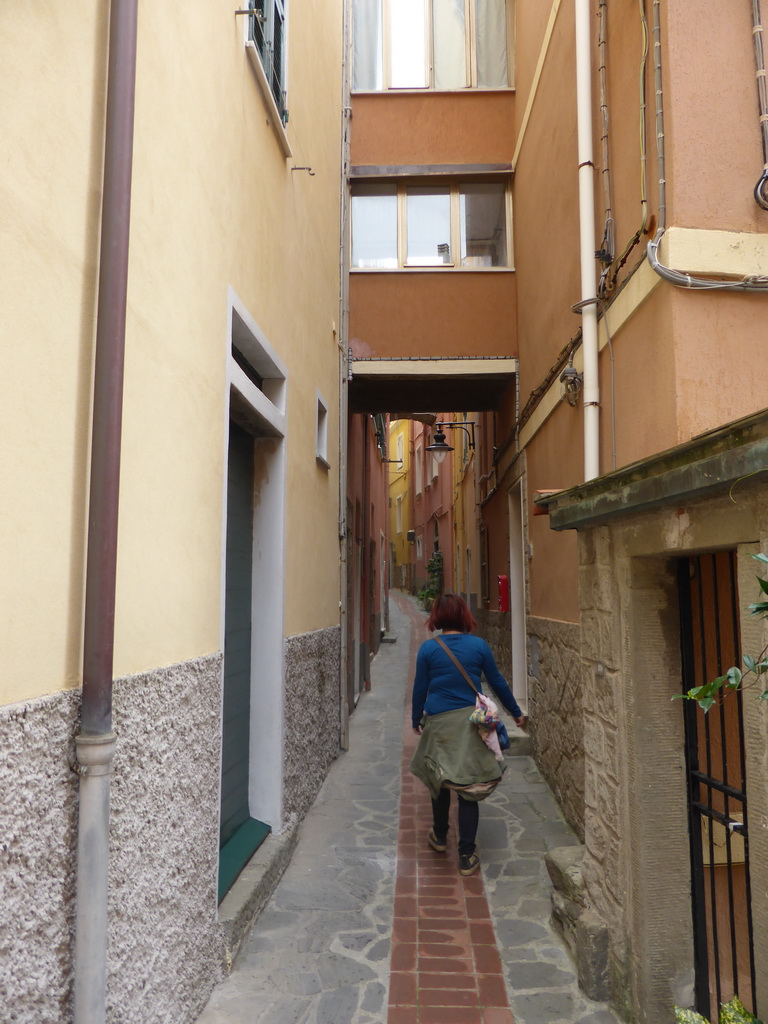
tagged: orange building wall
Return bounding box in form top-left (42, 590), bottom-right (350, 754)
top-left (665, 0), bottom-right (767, 232)
top-left (349, 272), bottom-right (516, 359)
top-left (672, 289), bottom-right (768, 445)
top-left (511, 3), bottom-right (581, 399)
top-left (350, 92), bottom-right (515, 167)
top-left (525, 413), bottom-right (581, 623)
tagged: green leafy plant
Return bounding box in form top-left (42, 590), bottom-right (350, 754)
top-left (675, 553), bottom-right (768, 713)
top-left (674, 995), bottom-right (763, 1023)
top-left (418, 551), bottom-right (444, 609)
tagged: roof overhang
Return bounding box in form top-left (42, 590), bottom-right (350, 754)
top-left (536, 407), bottom-right (768, 532)
top-left (348, 357), bottom-right (518, 414)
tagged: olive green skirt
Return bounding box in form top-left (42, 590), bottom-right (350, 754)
top-left (409, 706), bottom-right (505, 802)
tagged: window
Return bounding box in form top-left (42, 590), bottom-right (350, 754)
top-left (396, 494), bottom-right (403, 533)
top-left (415, 442), bottom-right (423, 494)
top-left (352, 185), bottom-right (398, 268)
top-left (248, 0), bottom-right (288, 124)
top-left (352, 181), bottom-right (510, 269)
top-left (396, 434), bottom-right (404, 465)
top-left (352, 0), bottom-right (510, 92)
top-left (408, 188), bottom-right (451, 266)
top-left (316, 392), bottom-right (329, 467)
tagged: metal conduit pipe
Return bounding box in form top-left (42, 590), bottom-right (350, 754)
top-left (574, 0), bottom-right (601, 481)
top-left (596, 0), bottom-right (615, 287)
top-left (74, 0), bottom-right (138, 1021)
top-left (752, 0), bottom-right (768, 209)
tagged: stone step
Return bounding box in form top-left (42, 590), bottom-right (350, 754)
top-left (546, 844), bottom-right (611, 1003)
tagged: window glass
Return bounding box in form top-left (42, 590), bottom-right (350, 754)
top-left (475, 0), bottom-right (509, 87)
top-left (433, 0), bottom-right (468, 90)
top-left (406, 188), bottom-right (452, 266)
top-left (352, 186), bottom-right (398, 268)
top-left (250, 0), bottom-right (288, 120)
top-left (389, 0), bottom-right (428, 88)
top-left (460, 184), bottom-right (507, 266)
top-left (352, 0), bottom-right (383, 90)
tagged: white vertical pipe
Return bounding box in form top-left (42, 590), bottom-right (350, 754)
top-left (575, 0), bottom-right (601, 481)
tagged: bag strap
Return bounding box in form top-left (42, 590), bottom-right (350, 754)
top-left (433, 636), bottom-right (480, 697)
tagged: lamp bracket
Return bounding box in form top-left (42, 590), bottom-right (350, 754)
top-left (434, 420), bottom-right (476, 449)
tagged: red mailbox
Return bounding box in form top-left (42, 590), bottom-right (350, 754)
top-left (497, 574), bottom-right (509, 613)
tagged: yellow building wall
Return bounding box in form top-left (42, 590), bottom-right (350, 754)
top-left (1, 0), bottom-right (343, 704)
top-left (388, 420), bottom-right (412, 584)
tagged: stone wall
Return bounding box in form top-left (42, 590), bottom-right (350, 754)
top-left (283, 626), bottom-right (342, 821)
top-left (576, 526), bottom-right (628, 1011)
top-left (474, 608), bottom-right (512, 679)
top-left (0, 654), bottom-right (225, 1024)
top-left (527, 616), bottom-right (584, 838)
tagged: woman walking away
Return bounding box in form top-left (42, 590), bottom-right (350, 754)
top-left (409, 593), bottom-right (526, 877)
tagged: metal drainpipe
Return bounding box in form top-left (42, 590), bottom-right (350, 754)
top-left (337, 0), bottom-right (352, 750)
top-left (74, 1), bottom-right (138, 1021)
top-left (574, 0), bottom-right (601, 481)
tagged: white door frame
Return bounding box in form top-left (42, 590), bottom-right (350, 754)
top-left (220, 288), bottom-right (288, 830)
top-left (508, 480), bottom-right (528, 713)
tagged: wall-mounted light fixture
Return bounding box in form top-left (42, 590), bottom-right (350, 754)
top-left (559, 361), bottom-right (583, 407)
top-left (425, 421), bottom-right (476, 464)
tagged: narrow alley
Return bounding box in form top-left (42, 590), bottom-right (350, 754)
top-left (195, 593), bottom-right (619, 1024)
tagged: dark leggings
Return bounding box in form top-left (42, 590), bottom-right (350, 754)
top-left (431, 788), bottom-right (479, 855)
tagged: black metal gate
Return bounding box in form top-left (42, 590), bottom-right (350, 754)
top-left (677, 552), bottom-right (757, 1020)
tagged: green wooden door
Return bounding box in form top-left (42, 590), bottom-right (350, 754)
top-left (219, 421), bottom-right (269, 900)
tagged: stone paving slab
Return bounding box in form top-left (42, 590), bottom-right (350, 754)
top-left (195, 596), bottom-right (622, 1024)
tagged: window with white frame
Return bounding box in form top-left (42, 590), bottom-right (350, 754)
top-left (352, 181), bottom-right (510, 269)
top-left (352, 0), bottom-right (510, 91)
top-left (415, 442), bottom-right (423, 494)
top-left (316, 392), bottom-right (329, 467)
top-left (248, 0), bottom-right (288, 124)
top-left (416, 533), bottom-right (424, 559)
top-left (396, 433), bottom-right (404, 465)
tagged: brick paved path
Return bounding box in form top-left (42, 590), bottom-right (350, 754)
top-left (195, 593), bottom-right (620, 1024)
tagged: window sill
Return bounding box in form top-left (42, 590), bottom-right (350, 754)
top-left (246, 41), bottom-right (292, 159)
top-left (352, 87), bottom-right (515, 96)
top-left (316, 454), bottom-right (331, 470)
top-left (350, 266), bottom-right (515, 274)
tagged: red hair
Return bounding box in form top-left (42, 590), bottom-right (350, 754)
top-left (426, 593), bottom-right (477, 633)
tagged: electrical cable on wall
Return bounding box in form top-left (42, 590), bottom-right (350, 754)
top-left (599, 0), bottom-right (650, 298)
top-left (596, 0), bottom-right (615, 281)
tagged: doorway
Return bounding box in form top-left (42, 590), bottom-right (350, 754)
top-left (218, 296), bottom-right (288, 901)
top-left (678, 551), bottom-right (757, 1018)
top-left (218, 421), bottom-right (270, 900)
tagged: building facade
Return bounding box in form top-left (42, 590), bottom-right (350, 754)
top-left (1, 1), bottom-right (344, 1020)
top-left (346, 1), bottom-right (768, 1021)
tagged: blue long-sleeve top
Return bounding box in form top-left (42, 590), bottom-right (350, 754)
top-left (411, 633), bottom-right (522, 728)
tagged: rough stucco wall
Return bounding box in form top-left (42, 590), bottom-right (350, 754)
top-left (0, 689), bottom-right (80, 1021)
top-left (527, 617), bottom-right (584, 838)
top-left (283, 627), bottom-right (342, 821)
top-left (0, 654), bottom-right (224, 1024)
top-left (107, 654), bottom-right (224, 1023)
